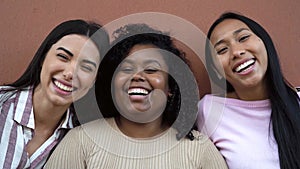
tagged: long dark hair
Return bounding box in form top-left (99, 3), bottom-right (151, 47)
top-left (206, 12), bottom-right (300, 168)
top-left (2, 19), bottom-right (109, 128)
top-left (5, 19), bottom-right (109, 91)
top-left (95, 24), bottom-right (198, 140)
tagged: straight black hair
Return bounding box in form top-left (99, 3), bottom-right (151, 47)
top-left (5, 19), bottom-right (109, 91)
top-left (206, 12), bottom-right (300, 168)
top-left (3, 19), bottom-right (109, 129)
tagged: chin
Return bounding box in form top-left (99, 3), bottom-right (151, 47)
top-left (49, 95), bottom-right (72, 106)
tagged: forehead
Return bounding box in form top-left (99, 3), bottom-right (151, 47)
top-left (210, 19), bottom-right (251, 44)
top-left (52, 34), bottom-right (100, 59)
top-left (125, 44), bottom-right (167, 65)
top-left (55, 34), bottom-right (98, 51)
top-left (54, 34), bottom-right (89, 46)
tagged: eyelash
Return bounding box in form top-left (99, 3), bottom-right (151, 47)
top-left (120, 67), bottom-right (133, 73)
top-left (144, 68), bottom-right (159, 74)
top-left (239, 35), bottom-right (250, 42)
top-left (119, 67), bottom-right (160, 74)
top-left (57, 53), bottom-right (69, 61)
top-left (216, 34), bottom-right (251, 55)
top-left (217, 48), bottom-right (228, 55)
top-left (81, 65), bottom-right (93, 72)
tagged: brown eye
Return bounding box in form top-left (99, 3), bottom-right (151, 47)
top-left (239, 35), bottom-right (250, 42)
top-left (144, 68), bottom-right (158, 74)
top-left (120, 67), bottom-right (134, 73)
top-left (217, 47), bottom-right (228, 55)
top-left (81, 65), bottom-right (93, 72)
top-left (57, 54), bottom-right (69, 61)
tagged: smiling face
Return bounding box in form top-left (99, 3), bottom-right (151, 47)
top-left (113, 44), bottom-right (169, 123)
top-left (209, 19), bottom-right (268, 93)
top-left (35, 34), bottom-right (100, 106)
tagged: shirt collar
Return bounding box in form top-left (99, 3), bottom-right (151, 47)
top-left (13, 86), bottom-right (34, 128)
top-left (59, 108), bottom-right (76, 129)
top-left (13, 86), bottom-right (76, 130)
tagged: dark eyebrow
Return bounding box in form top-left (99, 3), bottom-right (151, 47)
top-left (120, 59), bottom-right (163, 68)
top-left (213, 28), bottom-right (250, 48)
top-left (82, 59), bottom-right (97, 68)
top-left (144, 59), bottom-right (162, 67)
top-left (120, 59), bottom-right (133, 65)
top-left (57, 47), bottom-right (73, 57)
top-left (214, 40), bottom-right (225, 49)
top-left (233, 28), bottom-right (250, 35)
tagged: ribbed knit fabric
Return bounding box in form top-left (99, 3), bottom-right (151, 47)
top-left (45, 118), bottom-right (228, 169)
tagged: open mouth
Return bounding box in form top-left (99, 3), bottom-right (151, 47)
top-left (53, 79), bottom-right (74, 92)
top-left (128, 88), bottom-right (150, 96)
top-left (234, 59), bottom-right (256, 73)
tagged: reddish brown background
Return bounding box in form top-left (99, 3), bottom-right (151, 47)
top-left (1, 0), bottom-right (299, 98)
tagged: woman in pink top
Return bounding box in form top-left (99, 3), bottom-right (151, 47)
top-left (197, 12), bottom-right (300, 168)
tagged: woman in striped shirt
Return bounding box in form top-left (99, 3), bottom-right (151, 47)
top-left (0, 20), bottom-right (109, 169)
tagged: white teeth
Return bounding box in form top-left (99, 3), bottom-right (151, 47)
top-left (235, 59), bottom-right (255, 72)
top-left (54, 80), bottom-right (73, 92)
top-left (128, 88), bottom-right (149, 95)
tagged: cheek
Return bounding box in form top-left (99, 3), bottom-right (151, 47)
top-left (255, 38), bottom-right (267, 56)
top-left (261, 50), bottom-right (268, 65)
top-left (255, 41), bottom-right (268, 66)
top-left (113, 74), bottom-right (130, 91)
top-left (41, 56), bottom-right (66, 75)
top-left (149, 75), bottom-right (168, 90)
top-left (40, 62), bottom-right (59, 80)
top-left (259, 45), bottom-right (268, 61)
top-left (213, 57), bottom-right (228, 76)
top-left (210, 49), bottom-right (226, 70)
top-left (112, 76), bottom-right (129, 103)
top-left (77, 71), bottom-right (97, 87)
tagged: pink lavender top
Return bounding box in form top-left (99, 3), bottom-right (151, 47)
top-left (197, 94), bottom-right (280, 169)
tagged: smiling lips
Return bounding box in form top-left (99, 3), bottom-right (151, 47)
top-left (234, 59), bottom-right (256, 73)
top-left (127, 87), bottom-right (150, 101)
top-left (53, 79), bottom-right (74, 92)
top-left (128, 88), bottom-right (149, 96)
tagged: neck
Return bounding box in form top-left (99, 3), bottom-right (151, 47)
top-left (115, 116), bottom-right (168, 138)
top-left (230, 80), bottom-right (269, 101)
top-left (33, 88), bottom-right (70, 130)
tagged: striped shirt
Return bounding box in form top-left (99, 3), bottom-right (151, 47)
top-left (0, 86), bottom-right (75, 169)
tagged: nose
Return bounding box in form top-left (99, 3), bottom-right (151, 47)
top-left (63, 64), bottom-right (75, 81)
top-left (131, 70), bottom-right (145, 82)
top-left (231, 44), bottom-right (246, 59)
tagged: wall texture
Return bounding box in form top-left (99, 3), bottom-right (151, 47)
top-left (0, 0), bottom-right (299, 98)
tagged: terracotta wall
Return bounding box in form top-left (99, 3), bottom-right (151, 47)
top-left (1, 0), bottom-right (299, 98)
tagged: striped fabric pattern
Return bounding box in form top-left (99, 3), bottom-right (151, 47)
top-left (0, 86), bottom-right (75, 169)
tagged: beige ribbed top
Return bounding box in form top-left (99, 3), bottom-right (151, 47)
top-left (44, 118), bottom-right (228, 169)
